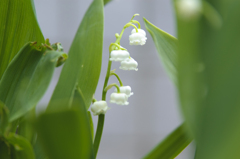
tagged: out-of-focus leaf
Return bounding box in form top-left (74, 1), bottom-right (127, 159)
top-left (88, 111), bottom-right (94, 140)
top-left (104, 0), bottom-right (112, 5)
top-left (174, 0), bottom-right (240, 158)
top-left (33, 137), bottom-right (48, 159)
top-left (143, 18), bottom-right (177, 84)
top-left (35, 108), bottom-right (94, 159)
top-left (0, 42), bottom-right (67, 122)
top-left (0, 0), bottom-right (44, 80)
top-left (143, 123), bottom-right (192, 159)
top-left (173, 0), bottom-right (206, 139)
top-left (47, 0), bottom-right (104, 111)
top-left (5, 133), bottom-right (35, 159)
top-left (0, 101), bottom-right (9, 135)
top-left (17, 108), bottom-right (36, 143)
top-left (207, 0), bottom-right (235, 16)
top-left (195, 1), bottom-right (240, 159)
top-left (0, 140), bottom-right (11, 159)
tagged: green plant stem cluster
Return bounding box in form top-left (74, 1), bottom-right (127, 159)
top-left (93, 14), bottom-right (140, 158)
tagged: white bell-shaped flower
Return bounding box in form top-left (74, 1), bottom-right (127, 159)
top-left (131, 28), bottom-right (146, 36)
top-left (91, 101), bottom-right (109, 116)
top-left (110, 50), bottom-right (130, 62)
top-left (110, 93), bottom-right (129, 105)
top-left (129, 29), bottom-right (147, 45)
top-left (119, 58), bottom-right (138, 71)
top-left (114, 86), bottom-right (133, 97)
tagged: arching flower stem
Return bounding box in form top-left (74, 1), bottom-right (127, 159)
top-left (110, 72), bottom-right (123, 86)
top-left (94, 15), bottom-right (140, 158)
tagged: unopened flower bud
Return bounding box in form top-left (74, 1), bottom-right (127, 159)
top-left (114, 86), bottom-right (133, 97)
top-left (119, 58), bottom-right (138, 71)
top-left (91, 101), bottom-right (109, 116)
top-left (110, 50), bottom-right (130, 62)
top-left (110, 93), bottom-right (129, 105)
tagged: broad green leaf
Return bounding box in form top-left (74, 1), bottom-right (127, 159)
top-left (0, 42), bottom-right (67, 122)
top-left (0, 0), bottom-right (44, 80)
top-left (174, 0), bottom-right (240, 158)
top-left (143, 123), bottom-right (192, 159)
top-left (47, 0), bottom-right (104, 111)
top-left (35, 108), bottom-right (93, 159)
top-left (194, 1), bottom-right (240, 158)
top-left (0, 101), bottom-right (9, 135)
top-left (73, 87), bottom-right (94, 144)
top-left (5, 133), bottom-right (35, 159)
top-left (173, 0), bottom-right (206, 139)
top-left (143, 18), bottom-right (178, 84)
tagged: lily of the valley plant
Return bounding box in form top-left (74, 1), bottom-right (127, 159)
top-left (0, 0), bottom-right (240, 159)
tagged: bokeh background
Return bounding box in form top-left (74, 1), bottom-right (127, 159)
top-left (34, 0), bottom-right (195, 158)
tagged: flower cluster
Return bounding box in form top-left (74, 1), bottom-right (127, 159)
top-left (91, 14), bottom-right (147, 116)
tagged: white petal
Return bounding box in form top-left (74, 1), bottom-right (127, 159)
top-left (110, 50), bottom-right (130, 61)
top-left (131, 28), bottom-right (146, 36)
top-left (120, 58), bottom-right (138, 71)
top-left (110, 93), bottom-right (129, 105)
top-left (91, 101), bottom-right (109, 116)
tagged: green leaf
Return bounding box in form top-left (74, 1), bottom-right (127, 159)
top-left (47, 0), bottom-right (104, 111)
top-left (0, 42), bottom-right (67, 122)
top-left (143, 18), bottom-right (178, 84)
top-left (0, 101), bottom-right (9, 135)
top-left (143, 123), bottom-right (192, 159)
top-left (33, 138), bottom-right (48, 159)
top-left (0, 0), bottom-right (44, 80)
top-left (35, 108), bottom-right (94, 159)
top-left (104, 0), bottom-right (112, 5)
top-left (0, 140), bottom-right (11, 159)
top-left (5, 133), bottom-right (35, 159)
top-left (194, 1), bottom-right (240, 159)
top-left (88, 111), bottom-right (94, 140)
top-left (17, 108), bottom-right (36, 143)
top-left (174, 0), bottom-right (240, 158)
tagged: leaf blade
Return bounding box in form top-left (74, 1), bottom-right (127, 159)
top-left (0, 43), bottom-right (67, 121)
top-left (47, 0), bottom-right (104, 111)
top-left (143, 123), bottom-right (192, 159)
top-left (143, 18), bottom-right (178, 84)
top-left (35, 108), bottom-right (93, 159)
top-left (0, 0), bottom-right (44, 79)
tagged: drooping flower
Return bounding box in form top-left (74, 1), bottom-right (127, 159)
top-left (131, 28), bottom-right (146, 36)
top-left (119, 58), bottom-right (138, 71)
top-left (114, 86), bottom-right (133, 97)
top-left (110, 93), bottom-right (129, 105)
top-left (110, 50), bottom-right (130, 62)
top-left (129, 29), bottom-right (147, 45)
top-left (91, 101), bottom-right (109, 116)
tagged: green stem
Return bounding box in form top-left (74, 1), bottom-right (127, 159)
top-left (131, 20), bottom-right (141, 28)
top-left (110, 73), bottom-right (123, 86)
top-left (94, 19), bottom-right (131, 158)
top-left (93, 114), bottom-right (105, 158)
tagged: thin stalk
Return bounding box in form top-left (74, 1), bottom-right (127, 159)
top-left (93, 114), bottom-right (105, 158)
top-left (110, 73), bottom-right (123, 86)
top-left (93, 22), bottom-right (131, 158)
